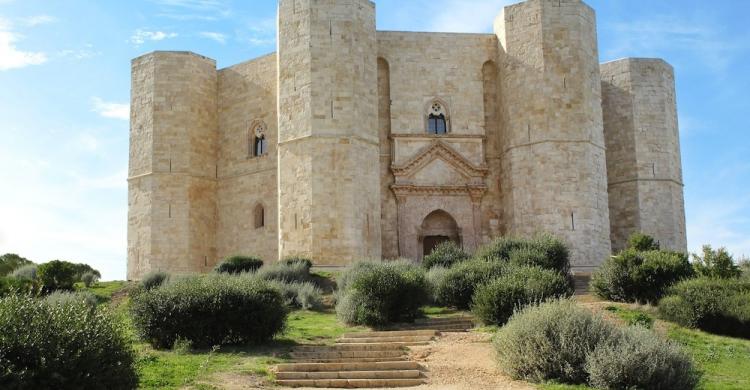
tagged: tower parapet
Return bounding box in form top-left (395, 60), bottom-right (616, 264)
top-left (495, 0), bottom-right (612, 270)
top-left (277, 0), bottom-right (382, 264)
top-left (601, 58), bottom-right (686, 253)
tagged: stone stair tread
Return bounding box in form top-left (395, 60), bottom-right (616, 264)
top-left (294, 343), bottom-right (407, 352)
top-left (337, 335), bottom-right (434, 344)
top-left (414, 316), bottom-right (474, 324)
top-left (342, 329), bottom-right (438, 338)
top-left (275, 378), bottom-right (425, 388)
top-left (276, 361), bottom-right (422, 373)
top-left (276, 369), bottom-right (422, 380)
top-left (292, 357), bottom-right (410, 363)
top-left (335, 341), bottom-right (431, 347)
top-left (290, 350), bottom-right (406, 359)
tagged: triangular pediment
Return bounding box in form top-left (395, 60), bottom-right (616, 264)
top-left (391, 140), bottom-right (488, 179)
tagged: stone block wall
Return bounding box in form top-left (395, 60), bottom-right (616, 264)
top-left (496, 0), bottom-right (612, 270)
top-left (127, 51), bottom-right (218, 280)
top-left (601, 58), bottom-right (686, 252)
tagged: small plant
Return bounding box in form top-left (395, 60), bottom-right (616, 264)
top-left (10, 264), bottom-right (37, 281)
top-left (268, 280), bottom-right (322, 310)
top-left (585, 326), bottom-right (699, 389)
top-left (627, 232), bottom-right (660, 251)
top-left (692, 245), bottom-right (741, 279)
top-left (45, 290), bottom-right (98, 310)
top-left (425, 266), bottom-right (450, 305)
top-left (172, 337), bottom-right (193, 355)
top-left (282, 256), bottom-right (313, 270)
top-left (81, 270), bottom-right (99, 287)
top-left (422, 241), bottom-right (469, 269)
top-left (472, 265), bottom-right (571, 326)
top-left (214, 255), bottom-right (263, 274)
top-left (257, 261), bottom-right (310, 283)
top-left (141, 271), bottom-right (169, 291)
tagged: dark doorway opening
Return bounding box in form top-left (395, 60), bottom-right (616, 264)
top-left (423, 235), bottom-right (452, 257)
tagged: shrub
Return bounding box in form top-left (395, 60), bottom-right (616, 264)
top-left (658, 277), bottom-right (750, 338)
top-left (269, 280), bottom-right (322, 310)
top-left (0, 276), bottom-right (36, 297)
top-left (70, 263), bottom-right (101, 282)
top-left (494, 299), bottom-right (614, 383)
top-left (44, 290), bottom-right (98, 310)
top-left (476, 233), bottom-right (570, 274)
top-left (81, 271), bottom-right (99, 287)
top-left (422, 241), bottom-right (469, 269)
top-left (692, 245), bottom-right (741, 279)
top-left (585, 326), bottom-right (699, 389)
top-left (257, 261), bottom-right (310, 283)
top-left (37, 260), bottom-right (78, 292)
top-left (590, 249), bottom-right (693, 303)
top-left (425, 266), bottom-right (450, 305)
top-left (472, 266), bottom-right (571, 325)
top-left (435, 259), bottom-right (506, 309)
top-left (336, 260), bottom-right (428, 326)
top-left (627, 232), bottom-right (660, 251)
top-left (336, 260), bottom-right (380, 292)
top-left (282, 256), bottom-right (313, 270)
top-left (0, 294), bottom-right (138, 389)
top-left (0, 253), bottom-right (32, 277)
top-left (141, 271), bottom-right (169, 291)
top-left (130, 275), bottom-right (286, 348)
top-left (214, 255), bottom-right (263, 274)
top-left (10, 264), bottom-right (37, 281)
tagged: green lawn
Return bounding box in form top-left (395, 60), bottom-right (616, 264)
top-left (75, 280), bottom-right (129, 303)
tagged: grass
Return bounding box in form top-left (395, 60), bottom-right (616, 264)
top-left (75, 280), bottom-right (129, 303)
top-left (277, 309), bottom-right (367, 344)
top-left (604, 304), bottom-right (654, 328)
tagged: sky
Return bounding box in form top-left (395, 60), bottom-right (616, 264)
top-left (0, 0), bottom-right (749, 280)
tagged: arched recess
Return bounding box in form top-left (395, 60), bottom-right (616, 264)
top-left (420, 209), bottom-right (460, 257)
top-left (248, 120), bottom-right (268, 157)
top-left (253, 203), bottom-right (265, 229)
top-left (424, 98), bottom-right (451, 135)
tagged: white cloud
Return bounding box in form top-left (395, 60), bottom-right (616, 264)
top-left (0, 22), bottom-right (47, 71)
top-left (198, 31), bottom-right (226, 44)
top-left (91, 97), bottom-right (129, 120)
top-left (129, 29), bottom-right (178, 46)
top-left (19, 15), bottom-right (56, 27)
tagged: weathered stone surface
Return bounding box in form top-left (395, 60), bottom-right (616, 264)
top-left (127, 0), bottom-right (686, 279)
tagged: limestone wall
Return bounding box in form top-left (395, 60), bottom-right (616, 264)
top-left (277, 0), bottom-right (382, 265)
top-left (127, 51), bottom-right (218, 280)
top-left (601, 58), bottom-right (686, 252)
top-left (496, 0), bottom-right (612, 271)
top-left (216, 53), bottom-right (279, 264)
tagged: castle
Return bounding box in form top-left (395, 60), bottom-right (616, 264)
top-left (127, 0), bottom-right (686, 280)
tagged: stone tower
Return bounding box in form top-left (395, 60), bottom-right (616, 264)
top-left (127, 52), bottom-right (218, 279)
top-left (601, 58), bottom-right (686, 253)
top-left (495, 0), bottom-right (612, 270)
top-left (276, 0), bottom-right (382, 264)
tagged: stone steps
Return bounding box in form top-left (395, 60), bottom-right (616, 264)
top-left (337, 335), bottom-right (435, 344)
top-left (294, 343), bottom-right (407, 352)
top-left (290, 350), bottom-right (406, 360)
top-left (342, 329), bottom-right (438, 338)
top-left (292, 356), bottom-right (410, 364)
top-left (276, 361), bottom-right (423, 373)
top-left (275, 378), bottom-right (425, 388)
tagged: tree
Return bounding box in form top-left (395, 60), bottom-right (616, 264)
top-left (37, 260), bottom-right (78, 292)
top-left (626, 232), bottom-right (660, 252)
top-left (692, 245), bottom-right (741, 279)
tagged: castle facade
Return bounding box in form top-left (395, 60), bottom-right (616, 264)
top-left (127, 0), bottom-right (686, 280)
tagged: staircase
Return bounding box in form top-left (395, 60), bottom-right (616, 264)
top-left (274, 317), bottom-right (475, 388)
top-left (572, 273), bottom-right (592, 295)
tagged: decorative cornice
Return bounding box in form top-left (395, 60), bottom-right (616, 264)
top-left (391, 184), bottom-right (488, 198)
top-left (391, 140), bottom-right (488, 179)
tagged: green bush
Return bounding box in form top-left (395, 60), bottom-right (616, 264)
top-left (257, 261), bottom-right (310, 283)
top-left (0, 294), bottom-right (138, 389)
top-left (336, 260), bottom-right (428, 326)
top-left (0, 253), bottom-right (32, 277)
top-left (269, 280), bottom-right (322, 310)
top-left (0, 276), bottom-right (36, 297)
top-left (141, 271), bottom-right (169, 291)
top-left (81, 271), bottom-right (99, 287)
top-left (692, 245), bottom-right (741, 279)
top-left (422, 241), bottom-right (469, 269)
top-left (585, 326), bottom-right (699, 389)
top-left (130, 274), bottom-right (287, 348)
top-left (435, 259), bottom-right (507, 309)
top-left (658, 277), bottom-right (750, 338)
top-left (494, 300), bottom-right (614, 383)
top-left (44, 290), bottom-right (97, 309)
top-left (37, 260), bottom-right (78, 292)
top-left (472, 266), bottom-right (572, 325)
top-left (425, 266), bottom-right (450, 305)
top-left (10, 264), bottom-right (37, 281)
top-left (627, 232), bottom-right (660, 251)
top-left (282, 256), bottom-right (313, 270)
top-left (214, 255), bottom-right (263, 274)
top-left (476, 233), bottom-right (570, 274)
top-left (70, 263), bottom-right (101, 283)
top-left (590, 249), bottom-right (693, 303)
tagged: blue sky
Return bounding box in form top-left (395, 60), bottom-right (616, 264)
top-left (0, 0), bottom-right (748, 280)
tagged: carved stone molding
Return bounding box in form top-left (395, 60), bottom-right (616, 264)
top-left (390, 140), bottom-right (488, 179)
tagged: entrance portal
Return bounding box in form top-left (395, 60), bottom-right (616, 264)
top-left (420, 210), bottom-right (460, 259)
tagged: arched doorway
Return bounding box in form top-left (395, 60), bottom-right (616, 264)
top-left (420, 210), bottom-right (460, 257)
